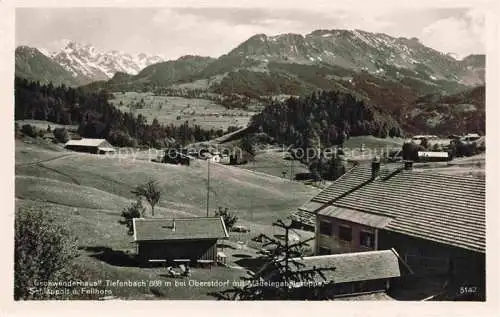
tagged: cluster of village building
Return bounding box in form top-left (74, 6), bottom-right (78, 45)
top-left (128, 159), bottom-right (485, 300)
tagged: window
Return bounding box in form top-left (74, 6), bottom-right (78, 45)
top-left (319, 221), bottom-right (332, 236)
top-left (360, 231), bottom-right (375, 248)
top-left (338, 225), bottom-right (352, 242)
top-left (318, 247), bottom-right (331, 255)
top-left (353, 281), bottom-right (366, 293)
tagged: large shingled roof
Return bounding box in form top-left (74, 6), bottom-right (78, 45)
top-left (133, 217), bottom-right (229, 242)
top-left (259, 249), bottom-right (402, 285)
top-left (293, 162), bottom-right (485, 253)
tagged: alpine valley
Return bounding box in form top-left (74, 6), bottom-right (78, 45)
top-left (15, 29), bottom-right (485, 136)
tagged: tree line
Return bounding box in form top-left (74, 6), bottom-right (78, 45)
top-left (15, 77), bottom-right (229, 147)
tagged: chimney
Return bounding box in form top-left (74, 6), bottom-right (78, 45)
top-left (172, 219), bottom-right (176, 232)
top-left (403, 160), bottom-right (413, 171)
top-left (371, 156), bottom-right (381, 179)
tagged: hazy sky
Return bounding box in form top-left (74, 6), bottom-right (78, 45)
top-left (15, 7), bottom-right (485, 60)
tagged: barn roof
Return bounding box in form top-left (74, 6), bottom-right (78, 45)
top-left (132, 217), bottom-right (229, 242)
top-left (65, 138), bottom-right (109, 147)
top-left (258, 249), bottom-right (402, 285)
top-left (293, 162), bottom-right (485, 253)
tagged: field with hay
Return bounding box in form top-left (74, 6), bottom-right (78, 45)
top-left (108, 92), bottom-right (255, 130)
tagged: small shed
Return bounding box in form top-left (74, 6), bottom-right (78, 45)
top-left (256, 249), bottom-right (404, 299)
top-left (64, 138), bottom-right (115, 154)
top-left (417, 151), bottom-right (450, 162)
top-left (132, 217), bottom-right (229, 263)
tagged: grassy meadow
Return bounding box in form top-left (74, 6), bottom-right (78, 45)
top-left (238, 148), bottom-right (310, 179)
top-left (14, 132), bottom-right (483, 299)
top-left (16, 119), bottom-right (79, 132)
top-left (15, 139), bottom-right (319, 299)
top-left (109, 92), bottom-right (255, 130)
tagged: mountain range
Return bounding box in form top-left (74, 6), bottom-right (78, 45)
top-left (16, 41), bottom-right (166, 85)
top-left (15, 29), bottom-right (485, 135)
top-left (85, 29), bottom-right (485, 97)
top-left (16, 29), bottom-right (485, 91)
top-left (15, 46), bottom-right (82, 87)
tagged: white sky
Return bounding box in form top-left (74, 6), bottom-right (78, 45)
top-left (15, 6), bottom-right (486, 60)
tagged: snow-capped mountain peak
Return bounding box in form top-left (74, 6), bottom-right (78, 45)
top-left (224, 28), bottom-right (483, 86)
top-left (47, 41), bottom-right (166, 81)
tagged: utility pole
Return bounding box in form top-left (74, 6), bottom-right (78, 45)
top-left (206, 159), bottom-right (210, 217)
top-left (284, 224), bottom-right (289, 298)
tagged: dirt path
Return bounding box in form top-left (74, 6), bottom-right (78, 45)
top-left (15, 153), bottom-right (75, 167)
top-left (36, 163), bottom-right (82, 185)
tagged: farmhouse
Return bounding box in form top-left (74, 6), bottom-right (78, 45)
top-left (162, 148), bottom-right (191, 165)
top-left (417, 151), bottom-right (450, 162)
top-left (290, 160), bottom-right (485, 285)
top-left (256, 249), bottom-right (405, 299)
top-left (64, 138), bottom-right (115, 154)
top-left (132, 217), bottom-right (229, 263)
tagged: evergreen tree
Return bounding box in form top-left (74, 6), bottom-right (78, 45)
top-left (212, 219), bottom-right (335, 300)
top-left (326, 150), bottom-right (347, 180)
top-left (420, 137), bottom-right (429, 150)
top-left (53, 127), bottom-right (70, 143)
top-left (239, 135), bottom-right (255, 156)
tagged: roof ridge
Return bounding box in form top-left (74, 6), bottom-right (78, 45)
top-left (134, 216), bottom-right (223, 222)
top-left (67, 138), bottom-right (107, 141)
top-left (293, 249), bottom-right (393, 261)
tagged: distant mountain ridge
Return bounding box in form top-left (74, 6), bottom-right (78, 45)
top-left (15, 46), bottom-right (82, 86)
top-left (15, 41), bottom-right (167, 85)
top-left (220, 29), bottom-right (483, 86)
top-left (48, 41), bottom-right (167, 82)
top-left (74, 29), bottom-right (484, 96)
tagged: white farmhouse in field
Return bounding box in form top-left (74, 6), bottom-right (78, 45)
top-left (64, 138), bottom-right (115, 154)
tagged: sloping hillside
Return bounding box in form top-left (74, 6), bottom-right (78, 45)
top-left (15, 46), bottom-right (82, 86)
top-left (15, 140), bottom-right (319, 298)
top-left (250, 89), bottom-right (403, 150)
top-left (15, 140), bottom-right (318, 230)
top-left (83, 55), bottom-right (216, 91)
top-left (404, 85), bottom-right (485, 135)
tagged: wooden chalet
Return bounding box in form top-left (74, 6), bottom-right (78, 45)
top-left (132, 217), bottom-right (229, 264)
top-left (290, 160), bottom-right (485, 291)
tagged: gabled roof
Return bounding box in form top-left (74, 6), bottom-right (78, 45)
top-left (333, 292), bottom-right (394, 300)
top-left (133, 217), bottom-right (229, 242)
top-left (291, 163), bottom-right (401, 226)
top-left (259, 249), bottom-right (402, 285)
top-left (65, 138), bottom-right (110, 147)
top-left (310, 163), bottom-right (403, 204)
top-left (319, 206), bottom-right (393, 229)
top-left (296, 162), bottom-right (485, 253)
